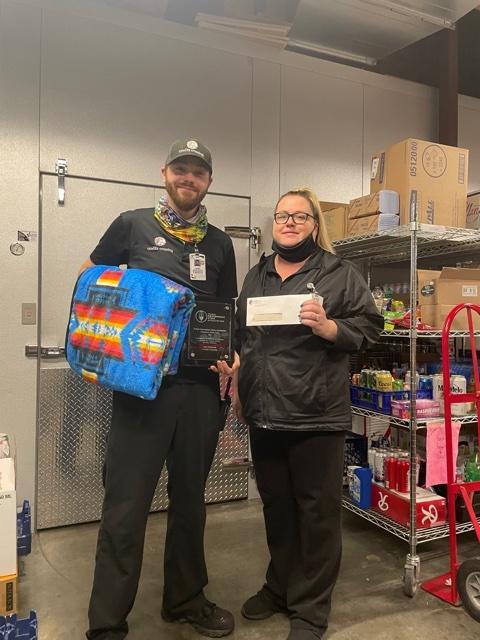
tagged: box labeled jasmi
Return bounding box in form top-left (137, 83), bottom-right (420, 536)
top-left (370, 139), bottom-right (468, 227)
top-left (346, 213), bottom-right (399, 237)
top-left (348, 191), bottom-right (399, 219)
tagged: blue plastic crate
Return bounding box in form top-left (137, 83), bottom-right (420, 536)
top-left (344, 431), bottom-right (368, 477)
top-left (350, 386), bottom-right (432, 415)
top-left (0, 611), bottom-right (37, 640)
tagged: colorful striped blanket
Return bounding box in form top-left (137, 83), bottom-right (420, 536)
top-left (66, 266), bottom-right (195, 400)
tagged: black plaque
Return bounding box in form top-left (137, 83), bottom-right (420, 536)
top-left (183, 297), bottom-right (234, 366)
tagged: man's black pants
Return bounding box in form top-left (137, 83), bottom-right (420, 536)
top-left (86, 380), bottom-right (221, 639)
top-left (250, 427), bottom-right (345, 637)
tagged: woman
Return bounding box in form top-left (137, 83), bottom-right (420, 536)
top-left (234, 187), bottom-right (383, 640)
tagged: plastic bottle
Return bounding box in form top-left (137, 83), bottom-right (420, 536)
top-left (464, 452), bottom-right (480, 482)
top-left (351, 467), bottom-right (373, 508)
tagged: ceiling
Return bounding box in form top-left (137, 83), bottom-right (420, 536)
top-left (97, 0), bottom-right (480, 98)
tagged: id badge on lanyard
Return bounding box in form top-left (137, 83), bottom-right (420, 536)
top-left (189, 247), bottom-right (206, 281)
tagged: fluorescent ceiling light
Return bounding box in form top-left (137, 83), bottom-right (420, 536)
top-left (359, 0), bottom-right (455, 29)
top-left (288, 39), bottom-right (377, 66)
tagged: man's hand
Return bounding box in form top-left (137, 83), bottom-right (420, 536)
top-left (209, 351), bottom-right (240, 376)
top-left (232, 395), bottom-right (245, 423)
top-left (299, 300), bottom-right (338, 342)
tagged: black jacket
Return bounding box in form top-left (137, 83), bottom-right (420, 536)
top-left (236, 249), bottom-right (383, 431)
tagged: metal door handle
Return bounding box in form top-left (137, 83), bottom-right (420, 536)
top-left (55, 158), bottom-right (68, 205)
top-left (25, 345), bottom-right (66, 359)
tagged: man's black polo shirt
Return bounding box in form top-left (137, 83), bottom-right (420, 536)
top-left (90, 207), bottom-right (238, 384)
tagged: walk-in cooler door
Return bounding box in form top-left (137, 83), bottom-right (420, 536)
top-left (36, 174), bottom-right (250, 529)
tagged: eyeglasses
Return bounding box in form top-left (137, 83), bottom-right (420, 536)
top-left (274, 211), bottom-right (316, 225)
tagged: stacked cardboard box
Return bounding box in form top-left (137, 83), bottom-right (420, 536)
top-left (370, 139), bottom-right (468, 227)
top-left (320, 201), bottom-right (348, 242)
top-left (0, 434), bottom-right (17, 616)
top-left (418, 267), bottom-right (480, 330)
top-left (346, 190), bottom-right (400, 236)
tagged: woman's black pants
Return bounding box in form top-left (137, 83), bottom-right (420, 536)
top-left (250, 427), bottom-right (345, 636)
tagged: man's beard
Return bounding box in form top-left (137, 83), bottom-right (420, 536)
top-left (165, 179), bottom-right (207, 216)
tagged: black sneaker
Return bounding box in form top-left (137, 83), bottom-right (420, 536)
top-left (287, 628), bottom-right (325, 640)
top-left (161, 601), bottom-right (234, 638)
top-left (241, 589), bottom-right (288, 620)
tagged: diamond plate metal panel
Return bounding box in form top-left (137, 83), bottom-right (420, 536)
top-left (37, 369), bottom-right (248, 529)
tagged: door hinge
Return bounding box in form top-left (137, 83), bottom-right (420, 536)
top-left (25, 345), bottom-right (65, 359)
top-left (55, 158), bottom-right (68, 205)
top-left (224, 226), bottom-right (262, 249)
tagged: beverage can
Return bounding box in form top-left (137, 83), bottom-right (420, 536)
top-left (419, 375), bottom-right (433, 392)
top-left (377, 371), bottom-right (393, 392)
top-left (360, 369), bottom-right (370, 388)
top-left (432, 373), bottom-right (444, 416)
top-left (367, 448), bottom-right (376, 470)
top-left (450, 375), bottom-right (467, 416)
top-left (392, 378), bottom-right (404, 391)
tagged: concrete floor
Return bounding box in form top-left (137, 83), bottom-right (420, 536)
top-left (17, 499), bottom-right (480, 640)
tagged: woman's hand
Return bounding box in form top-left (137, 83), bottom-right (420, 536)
top-left (209, 351), bottom-right (240, 376)
top-left (299, 300), bottom-right (338, 342)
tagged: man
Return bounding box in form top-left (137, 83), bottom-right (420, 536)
top-left (84, 139), bottom-right (238, 639)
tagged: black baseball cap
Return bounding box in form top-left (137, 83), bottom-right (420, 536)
top-left (165, 138), bottom-right (213, 172)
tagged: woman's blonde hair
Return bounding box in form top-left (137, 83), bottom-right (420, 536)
top-left (276, 187), bottom-right (335, 254)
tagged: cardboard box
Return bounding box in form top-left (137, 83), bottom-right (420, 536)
top-left (421, 304), bottom-right (480, 331)
top-left (467, 192), bottom-right (480, 230)
top-left (418, 267), bottom-right (480, 306)
top-left (370, 138), bottom-right (468, 227)
top-left (347, 215), bottom-right (380, 236)
top-left (346, 213), bottom-right (399, 237)
top-left (319, 201), bottom-right (346, 213)
top-left (0, 574), bottom-right (17, 616)
top-left (0, 491), bottom-right (17, 577)
top-left (348, 190), bottom-right (399, 219)
top-left (323, 206), bottom-right (348, 241)
top-left (371, 482), bottom-right (446, 529)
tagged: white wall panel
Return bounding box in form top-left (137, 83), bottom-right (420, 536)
top-left (459, 97), bottom-right (480, 193)
top-left (251, 59), bottom-right (281, 264)
top-left (40, 11), bottom-right (252, 196)
top-left (363, 85), bottom-right (437, 194)
top-left (280, 67), bottom-right (363, 203)
top-left (0, 0), bottom-right (41, 512)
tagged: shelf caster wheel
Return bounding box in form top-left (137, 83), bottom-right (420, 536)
top-left (403, 562), bottom-right (419, 597)
top-left (457, 558), bottom-right (480, 622)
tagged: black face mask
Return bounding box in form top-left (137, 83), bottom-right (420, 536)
top-left (272, 233), bottom-right (317, 263)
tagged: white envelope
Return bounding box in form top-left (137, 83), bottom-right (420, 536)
top-left (246, 294), bottom-right (323, 326)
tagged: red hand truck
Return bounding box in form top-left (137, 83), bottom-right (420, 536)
top-left (422, 303), bottom-right (480, 621)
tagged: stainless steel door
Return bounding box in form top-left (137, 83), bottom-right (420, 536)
top-left (37, 175), bottom-right (250, 529)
